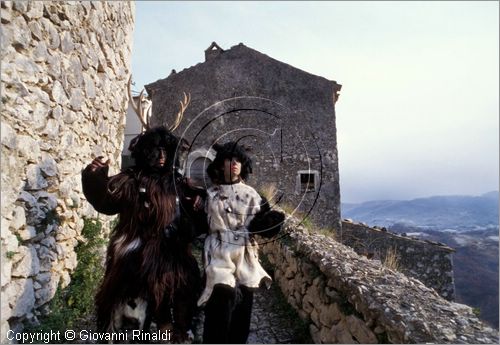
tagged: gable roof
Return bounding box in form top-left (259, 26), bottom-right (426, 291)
top-left (145, 42), bottom-right (341, 94)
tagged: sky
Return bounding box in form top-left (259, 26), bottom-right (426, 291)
top-left (131, 1), bottom-right (499, 203)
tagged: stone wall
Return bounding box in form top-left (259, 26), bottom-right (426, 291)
top-left (339, 220), bottom-right (455, 300)
top-left (0, 1), bottom-right (134, 340)
top-left (260, 215), bottom-right (499, 343)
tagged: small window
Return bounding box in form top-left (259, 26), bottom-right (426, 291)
top-left (301, 173), bottom-right (315, 192)
top-left (296, 170), bottom-right (319, 193)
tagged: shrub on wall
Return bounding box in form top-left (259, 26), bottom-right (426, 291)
top-left (23, 218), bottom-right (107, 339)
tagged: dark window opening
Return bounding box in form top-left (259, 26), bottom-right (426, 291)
top-left (300, 173), bottom-right (315, 192)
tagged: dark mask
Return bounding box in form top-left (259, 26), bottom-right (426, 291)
top-left (129, 126), bottom-right (180, 173)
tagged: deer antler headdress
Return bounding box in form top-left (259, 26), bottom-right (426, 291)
top-left (127, 75), bottom-right (190, 132)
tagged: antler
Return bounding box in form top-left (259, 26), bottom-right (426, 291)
top-left (127, 76), bottom-right (151, 130)
top-left (169, 92), bottom-right (190, 132)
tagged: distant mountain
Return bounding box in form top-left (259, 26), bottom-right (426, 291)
top-left (342, 191), bottom-right (499, 230)
top-left (482, 190), bottom-right (500, 200)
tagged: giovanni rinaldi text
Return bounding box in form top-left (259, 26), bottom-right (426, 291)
top-left (7, 329), bottom-right (172, 343)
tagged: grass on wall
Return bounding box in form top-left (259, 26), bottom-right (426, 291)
top-left (382, 246), bottom-right (401, 272)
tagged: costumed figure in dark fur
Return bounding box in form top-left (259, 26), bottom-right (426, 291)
top-left (199, 142), bottom-right (285, 344)
top-left (81, 91), bottom-right (207, 341)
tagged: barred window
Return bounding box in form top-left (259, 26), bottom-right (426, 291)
top-left (296, 170), bottom-right (319, 193)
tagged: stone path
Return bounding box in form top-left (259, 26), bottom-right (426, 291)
top-left (191, 282), bottom-right (312, 344)
top-left (68, 241), bottom-right (311, 344)
top-left (190, 242), bottom-right (312, 344)
top-left (246, 283), bottom-right (312, 344)
top-left (70, 280), bottom-right (310, 344)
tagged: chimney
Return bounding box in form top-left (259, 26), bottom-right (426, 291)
top-left (205, 42), bottom-right (224, 61)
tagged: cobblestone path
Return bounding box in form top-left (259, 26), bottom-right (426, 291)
top-left (71, 282), bottom-right (311, 344)
top-left (246, 283), bottom-right (312, 344)
top-left (69, 244), bottom-right (311, 344)
top-left (191, 282), bottom-right (312, 344)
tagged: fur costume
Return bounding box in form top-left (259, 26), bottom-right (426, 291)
top-left (81, 126), bottom-right (207, 340)
top-left (200, 142), bottom-right (285, 344)
top-left (199, 181), bottom-right (272, 307)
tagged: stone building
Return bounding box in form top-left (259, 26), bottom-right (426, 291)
top-left (145, 42), bottom-right (342, 230)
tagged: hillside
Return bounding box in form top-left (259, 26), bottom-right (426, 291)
top-left (342, 192), bottom-right (499, 230)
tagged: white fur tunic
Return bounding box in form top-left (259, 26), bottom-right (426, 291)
top-left (197, 182), bottom-right (272, 307)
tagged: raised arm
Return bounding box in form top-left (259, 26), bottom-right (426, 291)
top-left (81, 157), bottom-right (124, 215)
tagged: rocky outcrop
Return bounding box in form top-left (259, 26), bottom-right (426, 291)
top-left (0, 1), bottom-right (134, 341)
top-left (261, 216), bottom-right (499, 343)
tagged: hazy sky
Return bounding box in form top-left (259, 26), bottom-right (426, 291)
top-left (131, 1), bottom-right (499, 203)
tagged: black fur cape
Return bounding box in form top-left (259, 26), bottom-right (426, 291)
top-left (81, 127), bottom-right (207, 334)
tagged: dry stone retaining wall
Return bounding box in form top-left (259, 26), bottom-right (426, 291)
top-left (339, 220), bottom-right (455, 300)
top-left (261, 216), bottom-right (499, 343)
top-left (0, 1), bottom-right (134, 341)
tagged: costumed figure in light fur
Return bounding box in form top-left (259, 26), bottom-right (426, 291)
top-left (199, 141), bottom-right (285, 344)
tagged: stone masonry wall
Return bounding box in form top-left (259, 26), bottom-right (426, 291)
top-left (339, 220), bottom-right (455, 300)
top-left (260, 215), bottom-right (499, 343)
top-left (1, 1), bottom-right (134, 340)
